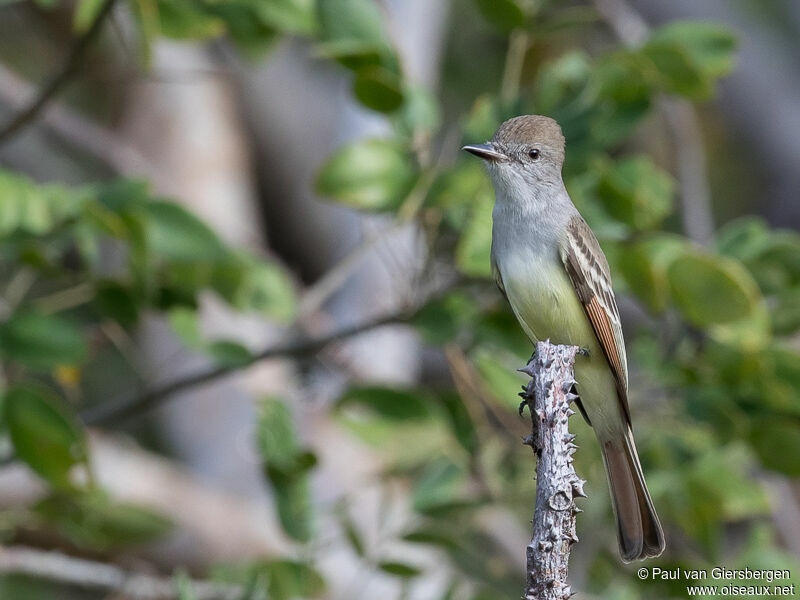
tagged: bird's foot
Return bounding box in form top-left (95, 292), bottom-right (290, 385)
top-left (518, 382), bottom-right (533, 416)
top-left (577, 346), bottom-right (590, 357)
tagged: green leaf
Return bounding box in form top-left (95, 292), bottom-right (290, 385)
top-left (256, 0), bottom-right (316, 35)
top-left (714, 216), bottom-right (771, 261)
top-left (73, 0), bottom-right (105, 31)
top-left (34, 491), bottom-right (172, 550)
top-left (667, 250), bottom-right (762, 327)
top-left (156, 0), bottom-right (226, 39)
top-left (337, 386), bottom-right (431, 421)
top-left (225, 256), bottom-right (297, 322)
top-left (317, 0), bottom-right (391, 61)
top-left (392, 85), bottom-right (441, 136)
top-left (596, 156), bottom-right (674, 230)
top-left (316, 139), bottom-right (416, 211)
top-left (643, 21), bottom-right (737, 99)
top-left (427, 161), bottom-right (492, 229)
top-left (411, 292), bottom-right (476, 345)
top-left (207, 340), bottom-right (253, 367)
top-left (0, 311), bottom-right (87, 371)
top-left (4, 384), bottom-right (89, 489)
top-left (613, 234), bottom-right (686, 314)
top-left (262, 560), bottom-right (325, 600)
top-left (353, 66), bottom-right (405, 113)
top-left (258, 398), bottom-right (314, 542)
top-left (772, 288), bottom-right (800, 335)
top-left (94, 281), bottom-right (140, 327)
top-left (0, 170), bottom-right (89, 236)
top-left (168, 307), bottom-right (203, 348)
top-left (412, 458), bottom-right (465, 513)
top-left (455, 193), bottom-right (493, 278)
top-left (143, 201), bottom-right (226, 262)
top-left (750, 420), bottom-right (800, 477)
top-left (474, 0), bottom-right (526, 32)
top-left (378, 561), bottom-right (422, 578)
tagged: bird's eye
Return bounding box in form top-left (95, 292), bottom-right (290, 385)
top-left (528, 148), bottom-right (540, 160)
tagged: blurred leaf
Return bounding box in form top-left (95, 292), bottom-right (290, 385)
top-left (143, 201), bottom-right (226, 262)
top-left (227, 256), bottom-right (297, 322)
top-left (411, 292), bottom-right (476, 345)
top-left (463, 95), bottom-right (506, 143)
top-left (337, 506), bottom-right (366, 557)
top-left (168, 307), bottom-right (203, 348)
top-left (393, 85), bottom-right (441, 136)
top-left (0, 311), bottom-right (87, 371)
top-left (378, 561), bottom-right (422, 578)
top-left (258, 398), bottom-right (314, 542)
top-left (207, 3), bottom-right (278, 56)
top-left (156, 0), bottom-right (226, 39)
top-left (0, 170), bottom-right (89, 236)
top-left (750, 419), bottom-right (800, 477)
top-left (4, 384), bottom-right (88, 489)
top-left (94, 281), bottom-right (140, 327)
top-left (427, 161), bottom-right (491, 229)
top-left (337, 386), bottom-right (431, 420)
top-left (34, 491), bottom-right (172, 550)
top-left (263, 560), bottom-right (325, 600)
top-left (667, 250), bottom-right (762, 326)
top-left (316, 0), bottom-right (396, 71)
top-left (353, 66), bottom-right (405, 112)
top-left (643, 21), bottom-right (737, 99)
top-left (316, 139), bottom-right (416, 211)
top-left (455, 194), bottom-right (493, 277)
top-left (596, 156), bottom-right (674, 230)
top-left (715, 216), bottom-right (771, 261)
top-left (412, 458), bottom-right (465, 513)
top-left (73, 0), bottom-right (104, 31)
top-left (436, 391), bottom-right (479, 455)
top-left (175, 571), bottom-right (199, 600)
top-left (474, 0), bottom-right (526, 32)
top-left (534, 50), bottom-right (592, 114)
top-left (614, 240), bottom-right (666, 313)
top-left (207, 340), bottom-right (253, 367)
top-left (256, 0), bottom-right (316, 35)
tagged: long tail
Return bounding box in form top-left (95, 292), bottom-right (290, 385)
top-left (600, 427), bottom-right (665, 562)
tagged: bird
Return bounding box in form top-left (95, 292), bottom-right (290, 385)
top-left (463, 115), bottom-right (665, 562)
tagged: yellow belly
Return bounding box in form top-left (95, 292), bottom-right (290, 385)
top-left (501, 256), bottom-right (624, 436)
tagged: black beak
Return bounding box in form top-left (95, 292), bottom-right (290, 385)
top-left (462, 143), bottom-right (507, 162)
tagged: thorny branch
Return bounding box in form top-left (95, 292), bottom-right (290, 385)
top-left (519, 341), bottom-right (584, 600)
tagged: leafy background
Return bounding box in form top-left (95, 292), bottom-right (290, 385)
top-left (0, 0), bottom-right (799, 598)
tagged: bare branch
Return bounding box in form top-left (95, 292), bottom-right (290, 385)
top-left (0, 545), bottom-right (242, 600)
top-left (0, 0), bottom-right (118, 147)
top-left (520, 341), bottom-right (583, 600)
top-left (592, 0), bottom-right (715, 244)
top-left (81, 310), bottom-right (413, 426)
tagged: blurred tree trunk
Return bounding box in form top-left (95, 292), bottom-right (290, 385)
top-left (118, 41), bottom-right (292, 500)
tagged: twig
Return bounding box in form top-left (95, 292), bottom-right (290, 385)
top-left (500, 29), bottom-right (531, 104)
top-left (592, 0), bottom-right (714, 244)
top-left (0, 0), bottom-right (118, 146)
top-left (81, 310), bottom-right (413, 426)
top-left (0, 545), bottom-right (242, 600)
top-left (519, 341), bottom-right (584, 600)
top-left (0, 62), bottom-right (159, 177)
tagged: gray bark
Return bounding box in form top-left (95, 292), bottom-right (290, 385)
top-left (520, 341), bottom-right (584, 600)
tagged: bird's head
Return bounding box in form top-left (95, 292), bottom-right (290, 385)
top-left (463, 115), bottom-right (565, 192)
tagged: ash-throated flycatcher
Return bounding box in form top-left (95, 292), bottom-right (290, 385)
top-left (464, 115), bottom-right (665, 561)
